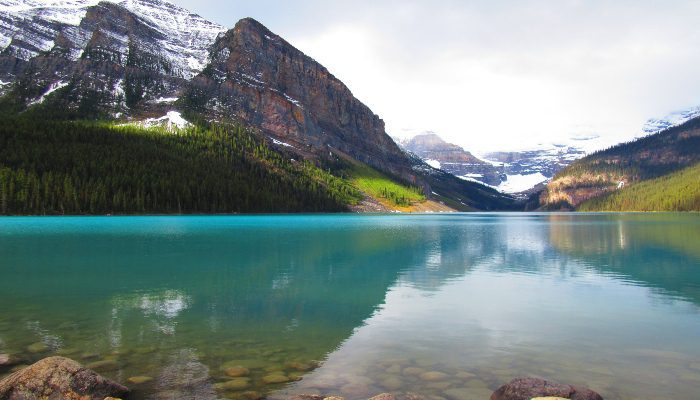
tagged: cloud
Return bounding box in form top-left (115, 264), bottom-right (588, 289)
top-left (172, 0), bottom-right (700, 152)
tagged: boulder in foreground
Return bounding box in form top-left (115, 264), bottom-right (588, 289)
top-left (490, 377), bottom-right (603, 400)
top-left (0, 356), bottom-right (129, 400)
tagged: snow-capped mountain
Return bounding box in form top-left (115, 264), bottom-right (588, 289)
top-left (0, 0), bottom-right (224, 79)
top-left (0, 3), bottom-right (421, 185)
top-left (481, 144), bottom-right (586, 193)
top-left (394, 132), bottom-right (601, 194)
top-left (643, 105), bottom-right (700, 135)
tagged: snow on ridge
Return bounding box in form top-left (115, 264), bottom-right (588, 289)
top-left (270, 137), bottom-right (295, 148)
top-left (0, 0), bottom-right (226, 79)
top-left (643, 105), bottom-right (700, 134)
top-left (151, 96), bottom-right (178, 103)
top-left (28, 81), bottom-right (68, 105)
top-left (425, 159), bottom-right (441, 169)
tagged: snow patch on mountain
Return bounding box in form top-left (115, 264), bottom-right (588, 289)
top-left (425, 159), bottom-right (441, 169)
top-left (28, 81), bottom-right (68, 105)
top-left (140, 111), bottom-right (190, 130)
top-left (0, 0), bottom-right (225, 79)
top-left (497, 173), bottom-right (548, 193)
top-left (643, 105), bottom-right (700, 134)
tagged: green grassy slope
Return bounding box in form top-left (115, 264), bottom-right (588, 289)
top-left (578, 162), bottom-right (700, 211)
top-left (343, 160), bottom-right (425, 207)
top-left (0, 118), bottom-right (363, 214)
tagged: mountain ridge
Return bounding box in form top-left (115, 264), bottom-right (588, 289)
top-left (0, 0), bottom-right (517, 212)
top-left (541, 115), bottom-right (700, 210)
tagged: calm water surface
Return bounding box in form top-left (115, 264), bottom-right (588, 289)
top-left (0, 213), bottom-right (699, 400)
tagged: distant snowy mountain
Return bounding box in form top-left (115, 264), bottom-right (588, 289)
top-left (0, 0), bottom-right (225, 79)
top-left (394, 132), bottom-right (603, 194)
top-left (643, 105), bottom-right (700, 135)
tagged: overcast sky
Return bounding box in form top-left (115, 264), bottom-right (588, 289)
top-left (172, 0), bottom-right (700, 153)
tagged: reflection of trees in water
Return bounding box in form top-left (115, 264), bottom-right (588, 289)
top-left (0, 218), bottom-right (437, 393)
top-left (548, 213), bottom-right (700, 306)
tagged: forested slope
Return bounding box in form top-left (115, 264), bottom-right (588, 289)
top-left (0, 118), bottom-right (362, 214)
top-left (541, 116), bottom-right (700, 209)
top-left (578, 162), bottom-right (700, 211)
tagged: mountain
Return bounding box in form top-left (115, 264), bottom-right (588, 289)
top-left (181, 18), bottom-right (415, 182)
top-left (0, 0), bottom-right (223, 116)
top-left (577, 161), bottom-right (700, 211)
top-left (395, 132), bottom-right (590, 194)
top-left (541, 116), bottom-right (700, 209)
top-left (643, 105), bottom-right (700, 135)
top-left (0, 0), bottom-right (516, 212)
top-left (396, 133), bottom-right (503, 186)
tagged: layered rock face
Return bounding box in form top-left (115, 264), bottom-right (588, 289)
top-left (396, 133), bottom-right (504, 186)
top-left (0, 0), bottom-right (223, 114)
top-left (183, 18), bottom-right (417, 182)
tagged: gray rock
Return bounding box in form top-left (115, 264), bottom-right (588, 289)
top-left (0, 356), bottom-right (129, 400)
top-left (490, 377), bottom-right (603, 400)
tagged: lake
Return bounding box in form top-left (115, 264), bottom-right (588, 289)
top-left (0, 213), bottom-right (699, 400)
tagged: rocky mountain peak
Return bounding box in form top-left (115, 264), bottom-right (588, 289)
top-left (185, 17), bottom-right (416, 182)
top-left (403, 133), bottom-right (485, 164)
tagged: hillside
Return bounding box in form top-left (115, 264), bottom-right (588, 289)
top-left (541, 116), bottom-right (700, 209)
top-left (578, 162), bottom-right (700, 212)
top-left (0, 117), bottom-right (362, 214)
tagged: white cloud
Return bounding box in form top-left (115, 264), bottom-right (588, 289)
top-left (174, 0), bottom-right (700, 152)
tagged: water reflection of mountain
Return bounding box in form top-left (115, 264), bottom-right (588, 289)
top-left (548, 213), bottom-right (700, 305)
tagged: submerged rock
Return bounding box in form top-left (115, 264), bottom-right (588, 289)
top-left (0, 356), bottom-right (129, 399)
top-left (531, 398), bottom-right (569, 400)
top-left (85, 359), bottom-right (120, 372)
top-left (225, 366), bottom-right (251, 377)
top-left (26, 342), bottom-right (48, 353)
top-left (402, 367), bottom-right (425, 376)
top-left (379, 376), bottom-right (403, 390)
top-left (0, 355), bottom-right (10, 366)
top-left (490, 377), bottom-right (603, 400)
top-left (0, 354), bottom-right (20, 370)
top-left (215, 377), bottom-right (251, 391)
top-left (154, 349), bottom-right (217, 400)
top-left (369, 394), bottom-right (396, 400)
top-left (286, 361), bottom-right (316, 371)
top-left (288, 395), bottom-right (325, 400)
top-left (339, 382), bottom-right (370, 397)
top-left (419, 371), bottom-right (449, 381)
top-left (127, 375), bottom-right (154, 384)
top-left (263, 373), bottom-right (290, 384)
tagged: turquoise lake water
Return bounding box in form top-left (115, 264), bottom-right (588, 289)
top-left (0, 213), bottom-right (699, 400)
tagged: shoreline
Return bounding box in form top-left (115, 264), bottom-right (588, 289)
top-left (0, 356), bottom-right (605, 400)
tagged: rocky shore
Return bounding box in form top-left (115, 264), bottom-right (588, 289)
top-left (0, 356), bottom-right (604, 400)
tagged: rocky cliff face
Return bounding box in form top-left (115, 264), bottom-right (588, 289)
top-left (395, 133), bottom-right (504, 186)
top-left (182, 18), bottom-right (417, 182)
top-left (0, 1), bottom-right (518, 206)
top-left (0, 0), bottom-right (223, 115)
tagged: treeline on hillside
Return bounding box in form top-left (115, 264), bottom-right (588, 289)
top-left (578, 162), bottom-right (700, 212)
top-left (0, 118), bottom-right (363, 214)
top-left (555, 118), bottom-right (700, 181)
